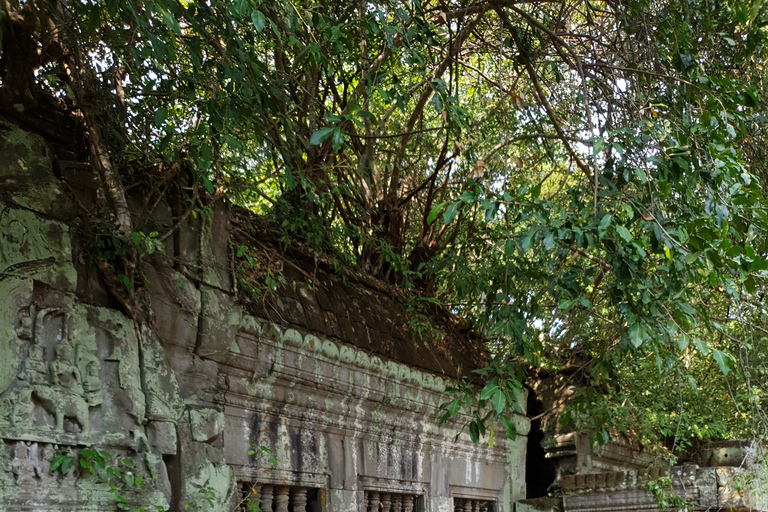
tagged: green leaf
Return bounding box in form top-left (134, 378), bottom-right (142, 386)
top-left (504, 239), bottom-right (515, 258)
top-left (448, 398), bottom-right (461, 417)
top-left (520, 228), bottom-right (538, 254)
top-left (459, 190), bottom-right (476, 204)
top-left (615, 225), bottom-right (633, 242)
top-left (501, 416), bottom-right (517, 440)
top-left (469, 420), bottom-right (480, 444)
top-left (50, 455), bottom-right (65, 472)
top-left (485, 201), bottom-right (500, 222)
top-left (154, 108), bottom-right (168, 127)
top-left (713, 349), bottom-right (733, 376)
top-left (251, 10), bottom-right (266, 32)
top-left (592, 137), bottom-right (605, 156)
top-left (431, 93), bottom-right (442, 113)
top-left (629, 322), bottom-right (644, 348)
top-left (694, 338), bottom-right (710, 356)
top-left (443, 202), bottom-right (461, 225)
top-left (430, 78), bottom-right (447, 94)
top-left (201, 175), bottom-right (215, 195)
top-left (117, 274), bottom-right (133, 291)
top-left (677, 303), bottom-right (696, 317)
top-left (543, 231), bottom-right (555, 250)
top-left (161, 10), bottom-right (181, 35)
top-left (60, 456), bottom-right (74, 475)
top-left (331, 127), bottom-right (344, 151)
top-left (310, 126), bottom-right (335, 146)
top-left (492, 389), bottom-right (506, 415)
top-left (427, 202), bottom-right (446, 225)
top-left (480, 383), bottom-right (499, 401)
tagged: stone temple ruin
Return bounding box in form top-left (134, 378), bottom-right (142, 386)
top-left (0, 118), bottom-right (527, 510)
top-left (0, 116), bottom-right (765, 512)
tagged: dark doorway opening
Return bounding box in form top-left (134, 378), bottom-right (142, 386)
top-left (525, 390), bottom-right (557, 498)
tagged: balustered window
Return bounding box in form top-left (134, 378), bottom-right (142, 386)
top-left (452, 497), bottom-right (497, 512)
top-left (241, 484), bottom-right (321, 512)
top-left (363, 491), bottom-right (422, 512)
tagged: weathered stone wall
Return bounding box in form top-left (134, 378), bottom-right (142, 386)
top-left (0, 120), bottom-right (529, 511)
top-left (517, 464), bottom-right (759, 512)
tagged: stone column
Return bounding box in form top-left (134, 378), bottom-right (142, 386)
top-left (368, 491), bottom-right (380, 512)
top-left (260, 485), bottom-right (273, 511)
top-left (402, 494), bottom-right (414, 512)
top-left (392, 494), bottom-right (402, 512)
top-left (290, 487), bottom-right (308, 512)
top-left (274, 486), bottom-right (290, 512)
top-left (249, 484), bottom-right (262, 510)
top-left (381, 493), bottom-right (392, 512)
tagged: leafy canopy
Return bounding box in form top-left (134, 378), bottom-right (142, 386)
top-left (4, 0), bottom-right (768, 449)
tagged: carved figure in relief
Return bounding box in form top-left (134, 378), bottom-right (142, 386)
top-left (33, 341), bottom-right (90, 435)
top-left (15, 310), bottom-right (32, 340)
top-left (9, 388), bottom-right (33, 427)
top-left (3, 308), bottom-right (105, 438)
top-left (81, 356), bottom-right (103, 406)
top-left (17, 308), bottom-right (49, 386)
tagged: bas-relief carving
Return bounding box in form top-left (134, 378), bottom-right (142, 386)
top-left (0, 206), bottom-right (77, 402)
top-left (0, 139), bottom-right (526, 511)
top-left (140, 325), bottom-right (184, 423)
top-left (0, 307), bottom-right (102, 443)
top-left (0, 207), bottom-right (77, 292)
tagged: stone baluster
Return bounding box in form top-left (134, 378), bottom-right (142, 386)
top-left (274, 486), bottom-right (290, 512)
top-left (260, 485), bottom-right (273, 511)
top-left (391, 494), bottom-right (402, 512)
top-left (248, 484), bottom-right (261, 511)
top-left (402, 494), bottom-right (414, 512)
top-left (478, 500), bottom-right (490, 512)
top-left (381, 493), bottom-right (392, 512)
top-left (454, 498), bottom-right (463, 512)
top-left (463, 498), bottom-right (473, 512)
top-left (290, 487), bottom-right (308, 512)
top-left (368, 491), bottom-right (380, 512)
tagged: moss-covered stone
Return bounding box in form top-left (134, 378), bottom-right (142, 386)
top-left (0, 120), bottom-right (74, 220)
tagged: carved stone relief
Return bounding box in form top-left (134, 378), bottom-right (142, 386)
top-left (0, 307), bottom-right (101, 444)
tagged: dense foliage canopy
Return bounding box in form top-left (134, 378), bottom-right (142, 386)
top-left (4, 0), bottom-right (768, 457)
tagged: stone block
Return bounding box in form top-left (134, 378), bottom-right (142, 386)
top-left (0, 208), bottom-right (77, 292)
top-left (695, 467), bottom-right (717, 508)
top-left (190, 408), bottom-right (225, 444)
top-left (145, 265), bottom-right (200, 350)
top-left (196, 285), bottom-right (242, 359)
top-left (148, 421), bottom-right (178, 455)
top-left (0, 120), bottom-right (74, 220)
top-left (200, 200), bottom-right (233, 291)
top-left (141, 326), bottom-right (184, 422)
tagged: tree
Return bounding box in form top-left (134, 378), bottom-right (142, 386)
top-left (3, 0), bottom-right (768, 450)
